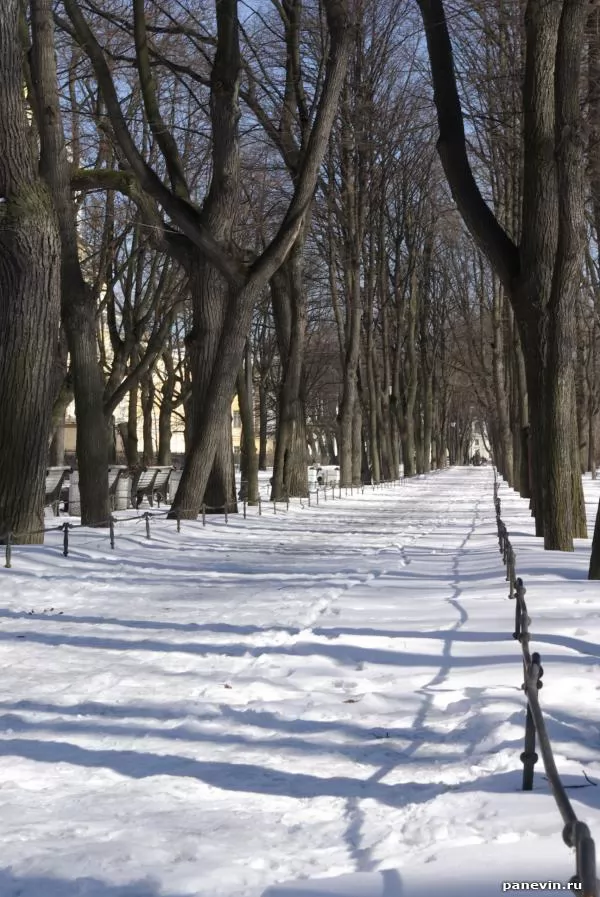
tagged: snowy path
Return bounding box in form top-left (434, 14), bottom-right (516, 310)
top-left (1, 469), bottom-right (600, 896)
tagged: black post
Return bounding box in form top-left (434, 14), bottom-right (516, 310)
top-left (144, 512), bottom-right (151, 540)
top-left (5, 532), bottom-right (11, 569)
top-left (62, 522), bottom-right (70, 557)
top-left (109, 515), bottom-right (115, 550)
top-left (521, 703), bottom-right (538, 791)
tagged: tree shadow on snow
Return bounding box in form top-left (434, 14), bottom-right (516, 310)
top-left (0, 869), bottom-right (184, 897)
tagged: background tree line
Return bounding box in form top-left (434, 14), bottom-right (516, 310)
top-left (1, 0), bottom-right (600, 576)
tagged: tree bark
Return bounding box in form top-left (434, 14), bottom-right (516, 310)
top-left (418, 0), bottom-right (588, 551)
top-left (140, 371), bottom-right (155, 467)
top-left (0, 0), bottom-right (61, 543)
top-left (64, 0), bottom-right (353, 520)
top-left (30, 0), bottom-right (109, 527)
top-left (270, 242), bottom-right (309, 500)
top-left (589, 500), bottom-right (600, 579)
top-left (258, 380), bottom-right (268, 470)
top-left (236, 345), bottom-right (259, 505)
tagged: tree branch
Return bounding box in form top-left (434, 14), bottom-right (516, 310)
top-left (417, 0), bottom-right (520, 290)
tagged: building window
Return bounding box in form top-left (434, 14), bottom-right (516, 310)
top-left (232, 411), bottom-right (242, 428)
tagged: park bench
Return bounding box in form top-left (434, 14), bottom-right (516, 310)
top-left (308, 465), bottom-right (340, 489)
top-left (45, 466), bottom-right (71, 515)
top-left (131, 466), bottom-right (173, 508)
top-left (108, 465), bottom-right (129, 510)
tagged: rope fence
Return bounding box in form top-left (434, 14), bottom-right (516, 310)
top-left (0, 472), bottom-right (430, 568)
top-left (493, 467), bottom-right (598, 896)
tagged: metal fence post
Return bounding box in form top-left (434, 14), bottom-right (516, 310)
top-left (109, 515), bottom-right (115, 549)
top-left (521, 652), bottom-right (543, 791)
top-left (4, 532), bottom-right (11, 569)
top-left (202, 503), bottom-right (206, 526)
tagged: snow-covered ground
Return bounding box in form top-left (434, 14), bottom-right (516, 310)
top-left (1, 468), bottom-right (599, 897)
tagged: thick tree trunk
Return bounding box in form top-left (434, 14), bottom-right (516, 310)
top-left (543, 0), bottom-right (588, 550)
top-left (0, 0), bottom-right (61, 543)
top-left (270, 244), bottom-right (309, 500)
top-left (181, 260), bottom-right (238, 514)
top-left (31, 0), bottom-right (109, 527)
top-left (418, 0), bottom-right (587, 551)
top-left (589, 500), bottom-right (600, 580)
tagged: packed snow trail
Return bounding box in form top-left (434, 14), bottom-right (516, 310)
top-left (1, 468), bottom-right (600, 897)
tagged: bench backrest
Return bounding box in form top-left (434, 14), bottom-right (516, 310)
top-left (108, 466), bottom-right (128, 491)
top-left (136, 470), bottom-right (157, 491)
top-left (45, 466), bottom-right (70, 499)
top-left (152, 468), bottom-right (172, 491)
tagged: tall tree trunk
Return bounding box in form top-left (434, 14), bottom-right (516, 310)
top-left (126, 386), bottom-right (139, 467)
top-left (185, 260), bottom-right (237, 514)
top-left (589, 500), bottom-right (600, 579)
top-left (543, 0), bottom-right (588, 550)
top-left (258, 379), bottom-right (268, 470)
top-left (236, 344), bottom-right (259, 504)
top-left (403, 268), bottom-right (419, 477)
top-left (140, 371), bottom-right (155, 467)
top-left (49, 413), bottom-right (66, 467)
top-left (270, 242), bottom-right (309, 500)
top-left (157, 353), bottom-right (174, 466)
top-left (31, 0), bottom-right (109, 527)
top-left (351, 392), bottom-right (363, 485)
top-left (492, 279), bottom-right (514, 486)
top-left (0, 0), bottom-right (61, 543)
top-left (418, 0), bottom-right (587, 550)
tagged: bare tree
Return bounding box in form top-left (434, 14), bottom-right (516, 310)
top-left (0, 0), bottom-right (61, 543)
top-left (418, 0), bottom-right (588, 550)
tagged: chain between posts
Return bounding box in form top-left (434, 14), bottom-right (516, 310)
top-left (0, 475), bottom-right (413, 568)
top-left (493, 466), bottom-right (598, 897)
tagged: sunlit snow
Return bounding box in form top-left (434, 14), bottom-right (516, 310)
top-left (1, 468), bottom-right (599, 896)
